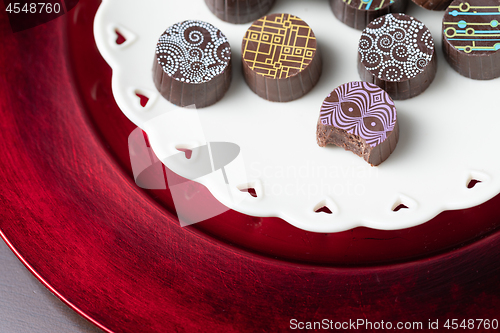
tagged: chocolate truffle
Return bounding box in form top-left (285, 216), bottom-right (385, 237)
top-left (317, 81), bottom-right (399, 166)
top-left (411, 0), bottom-right (453, 11)
top-left (358, 13), bottom-right (437, 100)
top-left (153, 20), bottom-right (232, 108)
top-left (330, 0), bottom-right (408, 30)
top-left (241, 13), bottom-right (322, 102)
top-left (442, 0), bottom-right (500, 80)
top-left (205, 0), bottom-right (276, 24)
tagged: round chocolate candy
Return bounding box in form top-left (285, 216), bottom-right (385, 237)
top-left (205, 0), bottom-right (276, 24)
top-left (153, 20), bottom-right (232, 108)
top-left (357, 13), bottom-right (437, 100)
top-left (442, 0), bottom-right (500, 80)
top-left (317, 81), bottom-right (399, 166)
top-left (241, 13), bottom-right (322, 102)
top-left (330, 0), bottom-right (408, 30)
top-left (411, 0), bottom-right (453, 10)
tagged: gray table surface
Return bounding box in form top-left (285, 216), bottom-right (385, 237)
top-left (0, 239), bottom-right (104, 333)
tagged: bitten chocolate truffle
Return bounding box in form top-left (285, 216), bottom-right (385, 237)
top-left (442, 0), bottom-right (500, 80)
top-left (153, 20), bottom-right (232, 108)
top-left (205, 0), bottom-right (276, 24)
top-left (330, 0), bottom-right (408, 30)
top-left (411, 0), bottom-right (452, 11)
top-left (317, 81), bottom-right (399, 166)
top-left (241, 13), bottom-right (322, 102)
top-left (357, 13), bottom-right (437, 100)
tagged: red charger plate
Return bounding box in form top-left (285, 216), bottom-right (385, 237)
top-left (1, 1), bottom-right (500, 332)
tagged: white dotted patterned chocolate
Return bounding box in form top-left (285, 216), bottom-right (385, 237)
top-left (357, 14), bottom-right (437, 100)
top-left (153, 20), bottom-right (232, 108)
top-left (359, 14), bottom-right (434, 81)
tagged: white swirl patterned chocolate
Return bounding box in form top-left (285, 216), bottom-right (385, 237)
top-left (320, 81), bottom-right (396, 147)
top-left (359, 14), bottom-right (434, 82)
top-left (155, 20), bottom-right (231, 84)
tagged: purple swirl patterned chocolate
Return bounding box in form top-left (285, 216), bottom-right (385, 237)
top-left (357, 14), bottom-right (438, 100)
top-left (153, 20), bottom-right (232, 108)
top-left (317, 81), bottom-right (399, 166)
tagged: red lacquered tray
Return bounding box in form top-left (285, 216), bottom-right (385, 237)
top-left (1, 1), bottom-right (500, 332)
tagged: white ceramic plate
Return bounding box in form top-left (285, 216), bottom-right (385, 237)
top-left (94, 0), bottom-right (500, 232)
